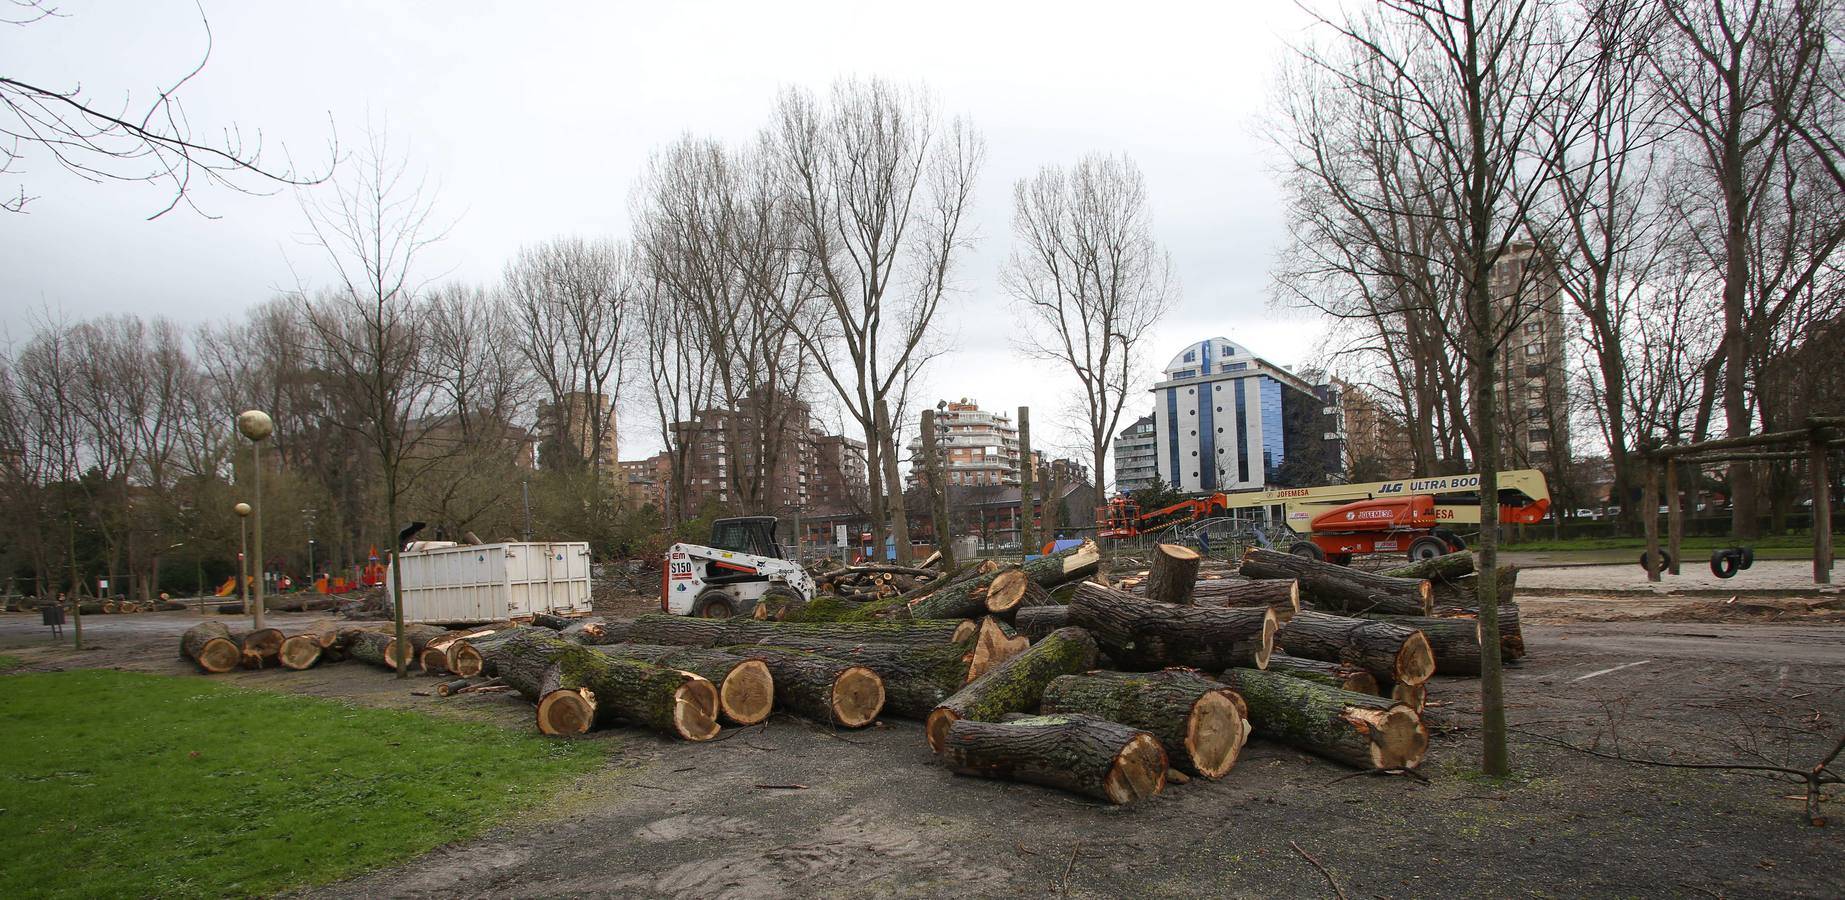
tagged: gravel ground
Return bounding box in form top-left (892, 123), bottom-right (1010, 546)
top-left (3, 598), bottom-right (1842, 898)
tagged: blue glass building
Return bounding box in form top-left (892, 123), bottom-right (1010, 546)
top-left (1148, 337), bottom-right (1337, 493)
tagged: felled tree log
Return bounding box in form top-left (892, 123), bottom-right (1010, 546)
top-left (925, 626), bottom-right (1098, 752)
top-left (1274, 610), bottom-right (1435, 686)
top-left (1066, 582), bottom-right (1276, 672)
top-left (1178, 578), bottom-right (1301, 622)
top-left (715, 618), bottom-right (976, 650)
top-left (1145, 543), bottom-right (1203, 604)
top-left (215, 603), bottom-right (244, 615)
top-left (276, 633), bottom-right (323, 670)
top-left (1386, 681), bottom-right (1427, 713)
top-left (592, 645), bottom-right (774, 726)
top-left (1354, 614), bottom-right (1483, 676)
top-left (1262, 653), bottom-right (1381, 695)
top-left (1221, 668), bottom-right (1428, 770)
top-left (346, 631), bottom-right (400, 670)
top-left (1041, 669), bottom-right (1250, 778)
top-left (1015, 605), bottom-right (1070, 642)
top-left (179, 622), bottom-right (241, 673)
top-left (1432, 600), bottom-right (1525, 661)
top-left (1238, 547), bottom-right (1431, 616)
top-left (966, 617), bottom-right (1031, 682)
top-left (941, 713), bottom-right (1168, 805)
top-left (534, 647), bottom-right (721, 740)
top-left (624, 615), bottom-right (730, 646)
top-left (383, 624), bottom-right (451, 672)
top-left (1382, 552), bottom-right (1475, 583)
top-left (531, 612), bottom-right (576, 630)
top-left (232, 628), bottom-right (285, 668)
top-left (269, 595), bottom-right (340, 613)
top-left (982, 569), bottom-right (1031, 615)
top-left (910, 541), bottom-right (1101, 620)
top-left (728, 646), bottom-right (885, 728)
top-left (562, 617), bottom-right (630, 645)
top-left (1429, 565), bottom-right (1518, 609)
top-left (774, 641), bottom-right (973, 719)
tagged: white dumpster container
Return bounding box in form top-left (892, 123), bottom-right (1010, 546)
top-left (387, 541), bottom-right (592, 623)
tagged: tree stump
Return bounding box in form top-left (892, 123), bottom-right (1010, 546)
top-left (1144, 543), bottom-right (1203, 604)
top-left (1041, 669), bottom-right (1250, 778)
top-left (180, 622), bottom-right (240, 674)
top-left (1066, 582), bottom-right (1276, 672)
top-left (1221, 667), bottom-right (1428, 770)
top-left (941, 713), bottom-right (1168, 805)
top-left (1239, 547), bottom-right (1431, 615)
top-left (592, 645), bottom-right (775, 726)
top-left (1274, 610), bottom-right (1435, 686)
top-left (925, 626), bottom-right (1098, 752)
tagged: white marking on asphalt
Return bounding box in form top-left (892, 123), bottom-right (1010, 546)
top-left (1572, 660), bottom-right (1653, 682)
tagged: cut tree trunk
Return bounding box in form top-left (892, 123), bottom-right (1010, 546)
top-left (533, 646), bottom-right (721, 740)
top-left (421, 629), bottom-right (497, 675)
top-left (1144, 543), bottom-right (1203, 604)
top-left (925, 626), bottom-right (1098, 753)
top-left (965, 617), bottom-right (1031, 683)
top-left (1040, 669), bottom-right (1250, 778)
top-left (179, 622), bottom-right (241, 673)
top-left (1238, 547), bottom-right (1431, 616)
top-left (765, 641), bottom-right (973, 720)
top-left (1066, 582), bottom-right (1276, 672)
top-left (623, 615), bottom-right (731, 646)
top-left (592, 645), bottom-right (774, 726)
top-left (1386, 681), bottom-right (1427, 714)
top-left (1432, 601), bottom-right (1525, 661)
top-left (1382, 552), bottom-right (1475, 583)
top-left (1274, 610), bottom-right (1435, 686)
top-left (1262, 653), bottom-right (1381, 695)
top-left (563, 617), bottom-right (629, 645)
top-left (531, 612), bottom-right (576, 630)
top-left (727, 646), bottom-right (885, 728)
top-left (1355, 614), bottom-right (1483, 677)
top-left (276, 633), bottom-right (323, 670)
top-left (1429, 565), bottom-right (1519, 609)
top-left (982, 569), bottom-right (1031, 615)
top-left (232, 628), bottom-right (285, 669)
top-left (1177, 578), bottom-right (1301, 622)
top-left (383, 624), bottom-right (451, 672)
top-left (1220, 667), bottom-right (1428, 770)
top-left (435, 678), bottom-right (471, 697)
top-left (713, 618), bottom-right (975, 650)
top-left (909, 540), bottom-right (1101, 620)
top-left (941, 713), bottom-right (1168, 805)
top-left (346, 631), bottom-right (400, 670)
top-left (472, 628), bottom-right (582, 700)
top-left (1015, 605), bottom-right (1070, 642)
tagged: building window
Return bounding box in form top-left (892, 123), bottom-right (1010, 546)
top-left (1222, 362), bottom-right (1247, 372)
top-left (1529, 428), bottom-right (1552, 442)
top-left (1184, 350), bottom-right (1196, 362)
top-left (1525, 321), bottom-right (1541, 334)
top-left (1525, 343), bottom-right (1542, 356)
top-left (1525, 364), bottom-right (1544, 378)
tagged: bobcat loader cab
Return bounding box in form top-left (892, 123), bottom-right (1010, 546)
top-left (662, 516), bottom-right (816, 618)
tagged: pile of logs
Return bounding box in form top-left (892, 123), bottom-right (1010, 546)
top-left (174, 539), bottom-right (1523, 809)
top-left (805, 551), bottom-right (953, 601)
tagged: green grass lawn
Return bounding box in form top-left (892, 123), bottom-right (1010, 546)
top-left (0, 670), bottom-right (603, 899)
top-left (0, 654), bottom-right (21, 671)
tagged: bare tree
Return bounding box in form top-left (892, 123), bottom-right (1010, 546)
top-left (769, 78), bottom-right (984, 563)
top-left (1004, 153), bottom-right (1176, 502)
top-left (296, 128), bottom-right (448, 678)
top-left (0, 0), bottom-right (330, 215)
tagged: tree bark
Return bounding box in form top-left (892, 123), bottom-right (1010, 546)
top-left (1066, 582), bottom-right (1276, 672)
top-left (624, 615), bottom-right (731, 646)
top-left (591, 645), bottom-right (774, 726)
top-left (704, 617), bottom-right (976, 650)
top-left (1220, 667), bottom-right (1428, 770)
top-left (231, 627), bottom-right (285, 669)
top-left (908, 540), bottom-right (1100, 620)
top-left (1262, 653), bottom-right (1382, 696)
top-left (925, 626), bottom-right (1098, 752)
top-left (728, 646), bottom-right (885, 728)
top-left (534, 647), bottom-right (721, 740)
top-left (763, 640), bottom-right (973, 720)
top-left (474, 628), bottom-right (582, 700)
top-left (180, 621), bottom-right (240, 673)
top-left (1352, 614), bottom-right (1483, 676)
top-left (1380, 552), bottom-right (1475, 583)
top-left (1149, 578), bottom-right (1300, 622)
top-left (1274, 610), bottom-right (1435, 687)
top-left (941, 713), bottom-right (1168, 805)
top-left (1040, 669), bottom-right (1251, 778)
top-left (966, 616), bottom-right (1031, 682)
top-left (1431, 602), bottom-right (1525, 661)
top-left (1014, 605), bottom-right (1070, 642)
top-left (1428, 565), bottom-right (1518, 610)
top-left (562, 618), bottom-right (630, 645)
top-left (383, 624), bottom-right (452, 672)
top-left (1238, 547), bottom-right (1431, 615)
top-left (1144, 543), bottom-right (1203, 604)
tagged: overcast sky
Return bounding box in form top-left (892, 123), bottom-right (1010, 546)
top-left (3, 0), bottom-right (1330, 466)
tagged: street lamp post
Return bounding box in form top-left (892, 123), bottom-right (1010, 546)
top-left (235, 502), bottom-right (252, 614)
top-left (308, 539), bottom-right (316, 584)
top-left (237, 410), bottom-right (274, 630)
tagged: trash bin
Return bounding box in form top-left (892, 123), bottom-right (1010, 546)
top-left (42, 604), bottom-right (65, 626)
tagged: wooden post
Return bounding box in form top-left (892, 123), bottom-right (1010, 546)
top-left (1666, 459), bottom-right (1683, 576)
top-left (1813, 436), bottom-right (1833, 585)
top-left (1018, 406), bottom-right (1034, 558)
top-left (922, 409), bottom-right (956, 570)
top-left (1643, 457), bottom-right (1662, 582)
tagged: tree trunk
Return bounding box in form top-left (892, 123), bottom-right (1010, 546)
top-left (1262, 653), bottom-right (1382, 696)
top-left (1066, 582), bottom-right (1276, 672)
top-left (531, 612), bottom-right (576, 630)
top-left (1429, 565), bottom-right (1518, 610)
top-left (1238, 547), bottom-right (1432, 615)
top-left (1220, 668), bottom-right (1428, 770)
top-left (232, 627), bottom-right (285, 669)
top-left (965, 616), bottom-right (1031, 683)
top-left (383, 624), bottom-right (451, 671)
top-left (1018, 406), bottom-right (1035, 555)
top-left (1144, 543), bottom-right (1203, 604)
top-left (1380, 552), bottom-right (1475, 582)
top-left (728, 646), bottom-right (885, 728)
top-left (877, 399), bottom-right (913, 564)
top-left (591, 645), bottom-right (774, 726)
top-left (940, 713), bottom-right (1168, 805)
top-left (925, 626), bottom-right (1098, 752)
top-left (474, 628), bottom-right (580, 700)
top-left (534, 647), bottom-right (721, 740)
top-left (1040, 669), bottom-right (1251, 778)
top-left (180, 621), bottom-right (241, 673)
top-left (1145, 577), bottom-right (1300, 622)
top-left (277, 633), bottom-right (323, 670)
top-left (346, 630), bottom-right (402, 671)
top-left (745, 640), bottom-right (972, 720)
top-left (922, 408), bottom-right (956, 570)
top-left (1014, 605), bottom-right (1070, 642)
top-left (1274, 610), bottom-right (1435, 687)
top-left (981, 569), bottom-right (1030, 615)
top-left (1431, 602), bottom-right (1525, 661)
top-left (562, 618), bottom-right (631, 645)
top-left (908, 540), bottom-right (1100, 620)
top-left (703, 617), bottom-right (976, 649)
top-left (1352, 614), bottom-right (1482, 676)
top-left (624, 615), bottom-right (731, 646)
